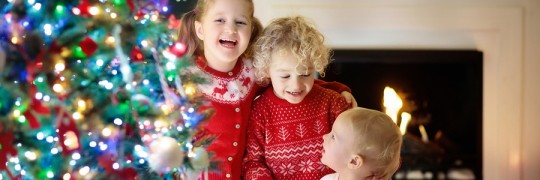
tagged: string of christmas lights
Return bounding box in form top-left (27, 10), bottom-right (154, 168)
top-left (0, 0), bottom-right (214, 179)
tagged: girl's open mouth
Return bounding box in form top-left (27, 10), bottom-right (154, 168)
top-left (219, 39), bottom-right (237, 47)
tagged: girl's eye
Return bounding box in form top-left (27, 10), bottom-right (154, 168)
top-left (215, 19), bottom-right (225, 23)
top-left (301, 74), bottom-right (311, 77)
top-left (331, 134), bottom-right (335, 140)
top-left (236, 21), bottom-right (247, 25)
top-left (280, 75), bottom-right (290, 79)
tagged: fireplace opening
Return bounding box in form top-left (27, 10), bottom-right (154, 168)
top-left (322, 50), bottom-right (483, 179)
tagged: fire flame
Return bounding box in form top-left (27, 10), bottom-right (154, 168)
top-left (383, 86), bottom-right (402, 124)
top-left (400, 112), bottom-right (411, 135)
top-left (383, 86), bottom-right (411, 136)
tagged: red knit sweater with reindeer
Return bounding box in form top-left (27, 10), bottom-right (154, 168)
top-left (190, 57), bottom-right (351, 180)
top-left (190, 57), bottom-right (260, 180)
top-left (243, 85), bottom-right (350, 180)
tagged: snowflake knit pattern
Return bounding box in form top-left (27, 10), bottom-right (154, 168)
top-left (243, 85), bottom-right (350, 180)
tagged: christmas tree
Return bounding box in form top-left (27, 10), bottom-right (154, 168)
top-left (0, 0), bottom-right (214, 179)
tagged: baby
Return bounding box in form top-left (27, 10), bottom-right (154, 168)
top-left (321, 107), bottom-right (402, 180)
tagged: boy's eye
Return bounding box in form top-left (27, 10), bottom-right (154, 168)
top-left (331, 134), bottom-right (335, 140)
top-left (300, 73), bottom-right (311, 77)
top-left (215, 19), bottom-right (225, 23)
top-left (280, 75), bottom-right (290, 79)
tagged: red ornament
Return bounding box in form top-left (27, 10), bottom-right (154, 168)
top-left (169, 42), bottom-right (186, 57)
top-left (0, 130), bottom-right (18, 179)
top-left (124, 122), bottom-right (135, 137)
top-left (73, 0), bottom-right (91, 16)
top-left (79, 37), bottom-right (98, 57)
top-left (49, 41), bottom-right (63, 54)
top-left (127, 0), bottom-right (135, 11)
top-left (130, 46), bottom-right (144, 62)
top-left (56, 107), bottom-right (81, 155)
top-left (168, 15), bottom-right (181, 30)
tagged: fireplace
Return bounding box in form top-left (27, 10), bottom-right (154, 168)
top-left (322, 50), bottom-right (483, 179)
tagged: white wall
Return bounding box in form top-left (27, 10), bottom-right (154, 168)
top-left (522, 0), bottom-right (540, 180)
top-left (254, 0), bottom-right (540, 179)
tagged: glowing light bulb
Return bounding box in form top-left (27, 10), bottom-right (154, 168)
top-left (96, 59), bottom-right (104, 66)
top-left (64, 131), bottom-right (80, 150)
top-left (53, 83), bottom-right (64, 93)
top-left (166, 62), bottom-right (176, 70)
top-left (110, 12), bottom-right (117, 19)
top-left (89, 7), bottom-right (99, 16)
top-left (44, 24), bottom-right (53, 36)
top-left (25, 151), bottom-right (37, 161)
top-left (113, 163), bottom-right (120, 169)
top-left (77, 100), bottom-right (86, 111)
top-left (141, 40), bottom-right (149, 47)
top-left (51, 148), bottom-right (59, 154)
top-left (105, 36), bottom-right (115, 45)
top-left (185, 84), bottom-right (196, 96)
top-left (72, 153), bottom-right (81, 160)
top-left (102, 128), bottom-right (112, 137)
top-left (72, 7), bottom-right (81, 15)
top-left (36, 132), bottom-right (45, 140)
top-left (33, 3), bottom-right (41, 10)
top-left (11, 37), bottom-right (18, 44)
top-left (161, 104), bottom-right (171, 114)
top-left (55, 62), bottom-right (66, 71)
top-left (18, 116), bottom-right (26, 123)
top-left (79, 166), bottom-right (90, 175)
top-left (35, 92), bottom-right (43, 100)
top-left (13, 109), bottom-right (21, 117)
top-left (63, 173), bottom-right (71, 180)
top-left (151, 14), bottom-right (158, 21)
top-left (113, 118), bottom-right (123, 125)
top-left (46, 171), bottom-right (54, 178)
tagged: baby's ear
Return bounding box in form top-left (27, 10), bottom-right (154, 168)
top-left (348, 155), bottom-right (363, 169)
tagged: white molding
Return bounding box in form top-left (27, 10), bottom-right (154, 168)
top-left (254, 3), bottom-right (524, 179)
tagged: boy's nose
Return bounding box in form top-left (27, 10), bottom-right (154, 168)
top-left (289, 78), bottom-right (302, 89)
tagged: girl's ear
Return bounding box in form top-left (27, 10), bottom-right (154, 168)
top-left (194, 21), bottom-right (204, 40)
top-left (348, 155), bottom-right (363, 169)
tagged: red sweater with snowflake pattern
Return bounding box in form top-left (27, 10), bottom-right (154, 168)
top-left (189, 57), bottom-right (350, 180)
top-left (243, 85), bottom-right (351, 180)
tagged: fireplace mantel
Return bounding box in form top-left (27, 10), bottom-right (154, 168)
top-left (254, 1), bottom-right (524, 179)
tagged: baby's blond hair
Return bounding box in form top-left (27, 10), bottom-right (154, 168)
top-left (345, 107), bottom-right (402, 179)
top-left (253, 16), bottom-right (331, 85)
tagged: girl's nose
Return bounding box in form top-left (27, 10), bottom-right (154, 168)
top-left (225, 23), bottom-right (238, 34)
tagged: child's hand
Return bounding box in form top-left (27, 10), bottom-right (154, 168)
top-left (341, 91), bottom-right (358, 107)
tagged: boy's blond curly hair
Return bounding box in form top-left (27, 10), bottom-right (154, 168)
top-left (253, 16), bottom-right (331, 85)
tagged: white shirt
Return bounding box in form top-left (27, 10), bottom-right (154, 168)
top-left (321, 173), bottom-right (339, 180)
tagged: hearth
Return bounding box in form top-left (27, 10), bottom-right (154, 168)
top-left (322, 50), bottom-right (483, 179)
